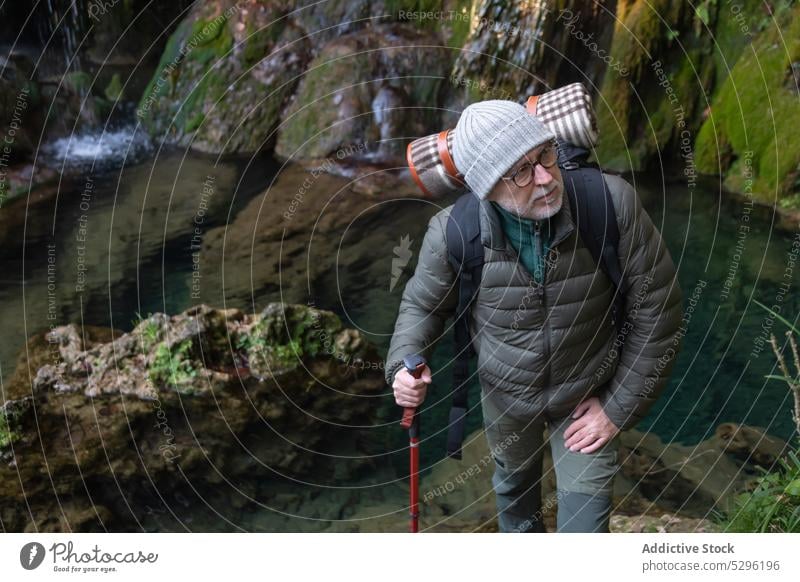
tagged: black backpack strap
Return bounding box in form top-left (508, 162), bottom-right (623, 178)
top-left (444, 192), bottom-right (484, 460)
top-left (561, 161), bottom-right (626, 329)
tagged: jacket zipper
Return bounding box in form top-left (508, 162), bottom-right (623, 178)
top-left (535, 221), bottom-right (551, 393)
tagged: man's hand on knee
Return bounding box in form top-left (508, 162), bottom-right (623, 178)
top-left (563, 396), bottom-right (620, 453)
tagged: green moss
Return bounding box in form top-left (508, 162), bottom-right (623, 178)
top-left (595, 0), bottom-right (683, 168)
top-left (104, 73), bottom-right (123, 101)
top-left (446, 0), bottom-right (473, 48)
top-left (134, 312), bottom-right (161, 351)
top-left (185, 111), bottom-right (206, 133)
top-left (242, 20), bottom-right (281, 66)
top-left (695, 118), bottom-right (729, 173)
top-left (138, 18), bottom-right (192, 113)
top-left (148, 339), bottom-right (198, 390)
top-left (694, 3), bottom-right (800, 203)
top-left (709, 0), bottom-right (764, 91)
top-left (188, 16), bottom-right (234, 66)
top-left (779, 191), bottom-right (800, 210)
top-left (277, 47), bottom-right (374, 158)
top-left (0, 408), bottom-right (21, 449)
top-left (237, 319), bottom-right (303, 371)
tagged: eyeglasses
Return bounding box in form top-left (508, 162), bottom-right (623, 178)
top-left (501, 141), bottom-right (559, 188)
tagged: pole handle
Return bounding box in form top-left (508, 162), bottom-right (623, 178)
top-left (399, 357), bottom-right (426, 430)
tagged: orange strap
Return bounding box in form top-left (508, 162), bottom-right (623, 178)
top-left (437, 130), bottom-right (462, 179)
top-left (526, 94), bottom-right (540, 115)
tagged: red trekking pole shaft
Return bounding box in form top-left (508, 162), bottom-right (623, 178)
top-left (399, 354), bottom-right (426, 533)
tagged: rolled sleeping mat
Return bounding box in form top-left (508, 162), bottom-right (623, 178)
top-left (406, 82), bottom-right (598, 198)
top-left (525, 82), bottom-right (598, 150)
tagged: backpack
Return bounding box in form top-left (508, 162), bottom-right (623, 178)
top-left (442, 141), bottom-right (626, 460)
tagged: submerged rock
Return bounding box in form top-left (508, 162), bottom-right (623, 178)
top-left (0, 302), bottom-right (388, 532)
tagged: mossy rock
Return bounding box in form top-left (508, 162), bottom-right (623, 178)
top-left (694, 2), bottom-right (800, 204)
top-left (275, 25), bottom-right (451, 162)
top-left (595, 0), bottom-right (685, 170)
top-left (136, 1), bottom-right (311, 154)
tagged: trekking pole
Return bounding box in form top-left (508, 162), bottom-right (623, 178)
top-left (399, 353), bottom-right (427, 533)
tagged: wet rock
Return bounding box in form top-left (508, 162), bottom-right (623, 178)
top-left (1, 302), bottom-right (387, 532)
top-left (137, 0), bottom-right (312, 154)
top-left (275, 25), bottom-right (451, 164)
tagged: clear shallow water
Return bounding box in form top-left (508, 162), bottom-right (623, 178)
top-left (1, 155), bottom-right (798, 530)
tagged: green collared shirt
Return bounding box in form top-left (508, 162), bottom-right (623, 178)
top-left (490, 201), bottom-right (553, 284)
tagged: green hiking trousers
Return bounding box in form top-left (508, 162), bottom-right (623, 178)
top-left (481, 389), bottom-right (621, 533)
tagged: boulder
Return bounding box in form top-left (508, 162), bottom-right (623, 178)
top-left (0, 302), bottom-right (388, 532)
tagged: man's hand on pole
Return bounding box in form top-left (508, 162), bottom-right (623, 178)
top-left (392, 365), bottom-right (432, 408)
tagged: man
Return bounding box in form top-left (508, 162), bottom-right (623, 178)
top-left (384, 100), bottom-right (684, 533)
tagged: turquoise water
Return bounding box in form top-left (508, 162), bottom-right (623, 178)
top-left (336, 174), bottom-right (800, 469)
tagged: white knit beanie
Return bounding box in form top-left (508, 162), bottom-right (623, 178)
top-left (452, 100), bottom-right (555, 200)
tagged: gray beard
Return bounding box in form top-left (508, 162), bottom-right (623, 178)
top-left (489, 189), bottom-right (563, 221)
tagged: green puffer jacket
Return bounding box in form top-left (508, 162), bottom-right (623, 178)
top-left (384, 173), bottom-right (684, 431)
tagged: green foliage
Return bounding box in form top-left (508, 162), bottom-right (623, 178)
top-left (148, 339), bottom-right (198, 390)
top-left (236, 319), bottom-right (303, 368)
top-left (718, 302), bottom-right (800, 531)
top-left (235, 308), bottom-right (337, 372)
top-left (104, 73), bottom-right (123, 101)
top-left (716, 448), bottom-right (800, 532)
top-left (133, 312), bottom-right (161, 351)
top-left (0, 411), bottom-right (20, 449)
